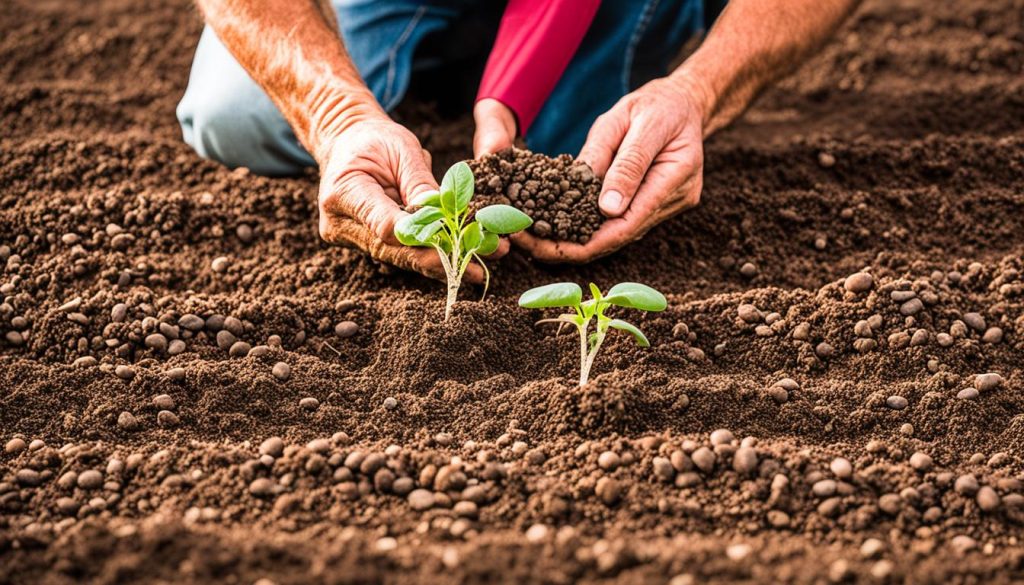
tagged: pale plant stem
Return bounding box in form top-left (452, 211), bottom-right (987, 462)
top-left (579, 325), bottom-right (606, 387)
top-left (438, 237), bottom-right (461, 322)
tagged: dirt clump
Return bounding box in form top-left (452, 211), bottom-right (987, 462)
top-left (470, 147), bottom-right (604, 243)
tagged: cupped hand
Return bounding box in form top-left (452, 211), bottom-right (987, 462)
top-left (317, 115), bottom-right (508, 283)
top-left (513, 77), bottom-right (710, 263)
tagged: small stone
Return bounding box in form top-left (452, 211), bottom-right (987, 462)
top-left (271, 362), bottom-right (291, 381)
top-left (909, 452), bottom-right (933, 472)
top-left (144, 333), bottom-right (168, 352)
top-left (981, 327), bottom-right (1004, 344)
top-left (812, 479), bottom-right (837, 497)
top-left (878, 493), bottom-right (902, 515)
top-left (739, 262), bottom-right (758, 278)
top-left (157, 410), bottom-right (180, 428)
top-left (974, 373), bottom-right (1004, 392)
top-left (211, 256), bottom-right (230, 273)
top-left (16, 468), bottom-right (41, 486)
top-left (383, 397), bottom-right (398, 410)
top-left (334, 321), bottom-right (359, 339)
top-left (408, 489), bottom-right (435, 511)
top-left (725, 543), bottom-right (752, 562)
top-left (951, 535), bottom-right (977, 554)
top-left (962, 312), bottom-right (986, 332)
top-left (152, 394), bottom-right (175, 410)
top-left (843, 272), bottom-right (873, 293)
top-left (885, 395), bottom-right (908, 410)
top-left (691, 447), bottom-right (716, 473)
top-left (229, 341), bottom-right (252, 358)
top-left (732, 447), bottom-right (758, 475)
top-left (597, 451), bottom-right (620, 471)
top-left (117, 411), bottom-right (139, 431)
top-left (652, 457), bottom-right (675, 482)
top-left (860, 538), bottom-right (885, 559)
top-left (977, 486), bottom-right (1001, 511)
top-left (5, 438), bottom-right (27, 454)
top-left (830, 457), bottom-right (853, 479)
top-left (259, 437), bottom-right (284, 457)
top-left (818, 151), bottom-right (836, 168)
top-left (954, 474), bottom-right (979, 496)
top-left (899, 298), bottom-right (924, 316)
top-left (710, 429), bottom-right (735, 446)
top-left (114, 365), bottom-right (135, 381)
top-left (167, 367), bottom-right (186, 382)
top-left (815, 342), bottom-right (834, 359)
top-left (249, 478), bottom-right (276, 497)
top-left (299, 397), bottom-right (320, 411)
top-left (737, 304), bottom-right (762, 324)
top-left (595, 477), bottom-right (621, 505)
top-left (77, 470), bottom-right (103, 490)
top-left (957, 388), bottom-right (980, 400)
top-left (766, 510), bottom-right (790, 528)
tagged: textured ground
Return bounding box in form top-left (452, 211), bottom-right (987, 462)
top-left (2, 0), bottom-right (1024, 583)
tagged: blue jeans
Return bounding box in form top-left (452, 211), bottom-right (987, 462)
top-left (177, 0), bottom-right (712, 176)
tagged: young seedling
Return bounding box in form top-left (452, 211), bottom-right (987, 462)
top-left (519, 282), bottom-right (667, 386)
top-left (395, 161), bottom-right (532, 320)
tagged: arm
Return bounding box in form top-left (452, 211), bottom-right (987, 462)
top-left (195, 0), bottom-right (500, 281)
top-left (472, 0), bottom-right (600, 156)
top-left (516, 0), bottom-right (861, 262)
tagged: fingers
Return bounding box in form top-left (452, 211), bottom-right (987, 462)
top-left (321, 173), bottom-right (408, 245)
top-left (321, 216), bottom-right (447, 280)
top-left (395, 139), bottom-right (439, 206)
top-left (473, 98), bottom-right (517, 158)
top-left (577, 108), bottom-right (628, 179)
top-left (598, 122), bottom-right (662, 218)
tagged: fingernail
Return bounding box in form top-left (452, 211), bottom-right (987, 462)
top-left (601, 190), bottom-right (623, 215)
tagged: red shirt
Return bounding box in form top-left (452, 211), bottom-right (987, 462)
top-left (477, 0), bottom-right (601, 134)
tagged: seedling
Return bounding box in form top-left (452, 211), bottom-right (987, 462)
top-left (395, 161), bottom-right (532, 320)
top-left (519, 282), bottom-right (667, 386)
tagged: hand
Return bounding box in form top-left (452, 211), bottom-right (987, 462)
top-left (513, 77), bottom-right (710, 263)
top-left (473, 98), bottom-right (518, 157)
top-left (317, 115), bottom-right (507, 283)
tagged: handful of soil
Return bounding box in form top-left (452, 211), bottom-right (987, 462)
top-left (469, 148), bottom-right (604, 244)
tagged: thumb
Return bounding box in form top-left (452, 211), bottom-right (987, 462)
top-left (473, 98), bottom-right (517, 157)
top-left (396, 142), bottom-right (440, 205)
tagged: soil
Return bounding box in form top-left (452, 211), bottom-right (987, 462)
top-left (470, 148), bottom-right (604, 243)
top-left (2, 0), bottom-right (1024, 583)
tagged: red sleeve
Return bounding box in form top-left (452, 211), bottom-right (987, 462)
top-left (476, 0), bottom-right (601, 134)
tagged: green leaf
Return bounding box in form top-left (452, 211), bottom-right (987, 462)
top-left (518, 282), bottom-right (582, 309)
top-left (394, 216), bottom-right (442, 247)
top-left (461, 222), bottom-right (483, 252)
top-left (441, 161), bottom-right (474, 211)
top-left (410, 190), bottom-right (442, 208)
top-left (581, 299), bottom-right (598, 319)
top-left (440, 188), bottom-right (458, 217)
top-left (476, 205), bottom-right (533, 235)
top-left (394, 207), bottom-right (444, 246)
top-left (476, 231), bottom-right (499, 256)
top-left (588, 283), bottom-right (603, 301)
top-left (603, 282), bottom-right (667, 312)
top-left (608, 319), bottom-right (650, 347)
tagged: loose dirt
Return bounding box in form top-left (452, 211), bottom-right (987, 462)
top-left (2, 0), bottom-right (1024, 583)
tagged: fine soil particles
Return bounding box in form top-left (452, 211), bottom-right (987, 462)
top-left (2, 0), bottom-right (1024, 583)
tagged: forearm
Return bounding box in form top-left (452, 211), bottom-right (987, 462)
top-left (196, 0), bottom-right (383, 161)
top-left (671, 0), bottom-right (860, 135)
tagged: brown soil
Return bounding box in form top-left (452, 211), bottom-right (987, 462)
top-left (3, 0), bottom-right (1024, 583)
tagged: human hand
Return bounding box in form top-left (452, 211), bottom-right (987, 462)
top-left (317, 115), bottom-right (508, 283)
top-left (473, 98), bottom-right (518, 157)
top-left (513, 77), bottom-right (710, 263)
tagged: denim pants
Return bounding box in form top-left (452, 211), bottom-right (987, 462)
top-left (177, 0), bottom-right (713, 176)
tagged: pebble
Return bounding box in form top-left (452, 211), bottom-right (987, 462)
top-left (909, 452), bottom-right (933, 472)
top-left (408, 489), bottom-right (435, 511)
top-left (117, 411), bottom-right (139, 431)
top-left (5, 438), bottom-right (27, 454)
top-left (737, 304), bottom-right (761, 324)
top-left (271, 362), bottom-right (291, 381)
top-left (595, 477), bottom-right (622, 505)
top-left (652, 457), bottom-right (675, 482)
top-left (229, 341), bottom-right (252, 358)
top-left (885, 395), bottom-right (908, 410)
top-left (899, 298), bottom-right (924, 316)
top-left (383, 397), bottom-right (398, 410)
top-left (974, 373), bottom-right (1004, 392)
top-left (766, 510), bottom-right (790, 528)
top-left (299, 397), bottom-right (319, 411)
top-left (211, 256), bottom-right (230, 273)
top-left (249, 478), bottom-right (276, 497)
top-left (954, 474), bottom-right (979, 496)
top-left (114, 365), bottom-right (135, 381)
top-left (830, 458), bottom-right (853, 479)
top-left (144, 333), bottom-right (168, 352)
top-left (818, 151), bottom-right (836, 168)
top-left (259, 437), bottom-right (284, 458)
top-left (16, 468), bottom-right (41, 486)
top-left (597, 451), bottom-right (620, 471)
top-left (157, 410), bottom-right (180, 428)
top-left (725, 543), bottom-right (752, 562)
top-left (710, 429), bottom-right (735, 446)
top-left (977, 486), bottom-right (1001, 511)
top-left (691, 447), bottom-right (716, 473)
top-left (815, 342), bottom-right (834, 359)
top-left (153, 394), bottom-right (175, 410)
top-left (167, 367), bottom-right (186, 382)
top-left (739, 262), bottom-right (758, 278)
top-left (981, 327), bottom-right (1003, 344)
top-left (77, 469), bottom-right (103, 490)
top-left (957, 388), bottom-right (980, 400)
top-left (732, 447), bottom-right (758, 475)
top-left (812, 479), bottom-right (837, 497)
top-left (878, 493), bottom-right (902, 515)
top-left (951, 535), bottom-right (977, 555)
top-left (860, 538), bottom-right (885, 559)
top-left (334, 321), bottom-right (359, 339)
top-left (843, 272), bottom-right (873, 293)
top-left (178, 314), bottom-right (205, 331)
top-left (962, 312), bottom-right (986, 332)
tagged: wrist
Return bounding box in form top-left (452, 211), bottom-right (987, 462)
top-left (305, 82), bottom-right (387, 163)
top-left (665, 68), bottom-right (717, 133)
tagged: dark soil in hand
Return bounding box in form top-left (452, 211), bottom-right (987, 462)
top-left (3, 0), bottom-right (1024, 584)
top-left (470, 148), bottom-right (604, 243)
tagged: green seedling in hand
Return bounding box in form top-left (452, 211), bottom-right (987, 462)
top-left (395, 161), bottom-right (532, 321)
top-left (519, 282), bottom-right (667, 386)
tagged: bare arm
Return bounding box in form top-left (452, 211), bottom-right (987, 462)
top-left (194, 0), bottom-right (504, 281)
top-left (515, 0), bottom-right (861, 263)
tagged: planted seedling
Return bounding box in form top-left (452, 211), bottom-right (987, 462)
top-left (395, 161), bottom-right (532, 320)
top-left (519, 282), bottom-right (667, 386)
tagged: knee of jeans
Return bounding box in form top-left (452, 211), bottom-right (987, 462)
top-left (177, 89), bottom-right (309, 176)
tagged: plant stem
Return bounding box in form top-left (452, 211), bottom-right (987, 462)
top-left (444, 276), bottom-right (460, 321)
top-left (578, 323), bottom-right (589, 387)
top-left (579, 327), bottom-right (606, 387)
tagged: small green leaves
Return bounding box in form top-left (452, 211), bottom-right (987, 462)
top-left (608, 319), bottom-right (650, 347)
top-left (441, 161), bottom-right (474, 211)
top-left (410, 190), bottom-right (442, 208)
top-left (394, 207), bottom-right (444, 246)
top-left (476, 205), bottom-right (533, 234)
top-left (519, 283), bottom-right (583, 309)
top-left (476, 231), bottom-right (500, 256)
top-left (603, 282), bottom-right (667, 312)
